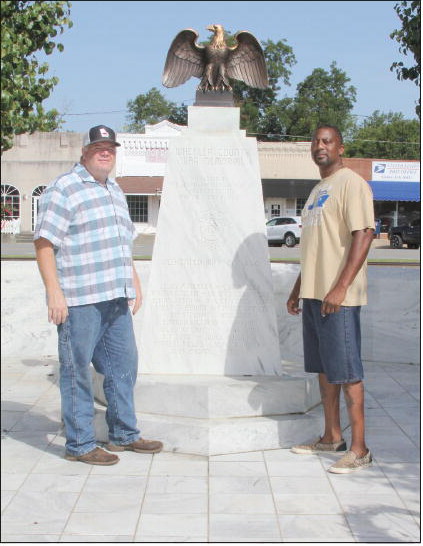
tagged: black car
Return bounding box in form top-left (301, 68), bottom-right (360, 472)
top-left (388, 218), bottom-right (420, 249)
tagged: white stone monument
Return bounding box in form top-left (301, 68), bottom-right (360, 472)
top-left (94, 105), bottom-right (322, 455)
top-left (139, 106), bottom-right (282, 375)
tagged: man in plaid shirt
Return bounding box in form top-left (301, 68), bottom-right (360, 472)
top-left (34, 125), bottom-right (163, 465)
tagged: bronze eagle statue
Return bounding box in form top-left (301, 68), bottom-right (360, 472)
top-left (162, 24), bottom-right (268, 92)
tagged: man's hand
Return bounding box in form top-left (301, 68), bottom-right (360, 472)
top-left (47, 288), bottom-right (68, 325)
top-left (287, 293), bottom-right (302, 315)
top-left (321, 285), bottom-right (347, 316)
top-left (130, 263), bottom-right (142, 315)
top-left (129, 292), bottom-right (142, 315)
top-left (287, 273), bottom-right (302, 315)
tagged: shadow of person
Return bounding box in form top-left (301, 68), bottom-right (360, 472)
top-left (224, 231), bottom-right (282, 377)
top-left (1, 400), bottom-right (64, 457)
top-left (224, 233), bottom-right (322, 450)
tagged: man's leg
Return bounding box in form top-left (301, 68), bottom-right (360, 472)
top-left (319, 373), bottom-right (343, 444)
top-left (58, 304), bottom-right (101, 456)
top-left (342, 380), bottom-right (368, 457)
top-left (92, 298), bottom-right (140, 445)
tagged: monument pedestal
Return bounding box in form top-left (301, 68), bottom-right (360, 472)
top-left (93, 362), bottom-right (326, 456)
top-left (93, 106), bottom-right (326, 454)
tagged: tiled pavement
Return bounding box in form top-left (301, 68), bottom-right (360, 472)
top-left (1, 357), bottom-right (420, 543)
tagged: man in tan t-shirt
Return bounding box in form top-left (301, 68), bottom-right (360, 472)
top-left (287, 125), bottom-right (375, 474)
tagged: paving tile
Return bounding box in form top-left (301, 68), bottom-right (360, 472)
top-left (274, 493), bottom-right (342, 514)
top-left (209, 493), bottom-right (275, 514)
top-left (269, 476), bottom-right (332, 495)
top-left (266, 457), bottom-right (327, 477)
top-left (19, 473), bottom-right (87, 493)
top-left (327, 466), bottom-right (400, 496)
top-left (209, 461), bottom-right (267, 477)
top-left (210, 451), bottom-right (264, 462)
top-left (379, 461), bottom-right (420, 478)
top-left (209, 514), bottom-right (281, 541)
top-left (142, 492), bottom-right (207, 514)
top-left (63, 511), bottom-right (140, 536)
top-left (210, 475), bottom-right (271, 494)
top-left (346, 510), bottom-right (421, 542)
top-left (278, 514), bottom-right (353, 541)
top-left (2, 490), bottom-right (78, 535)
top-left (1, 472), bottom-right (28, 491)
top-left (147, 476), bottom-right (208, 494)
top-left (149, 458), bottom-right (208, 477)
top-left (2, 535), bottom-right (60, 542)
top-left (59, 535), bottom-right (132, 542)
top-left (74, 492), bottom-right (145, 513)
top-left (135, 536), bottom-right (207, 543)
top-left (82, 474), bottom-right (147, 497)
top-left (135, 513), bottom-right (207, 538)
top-left (1, 490), bottom-right (15, 512)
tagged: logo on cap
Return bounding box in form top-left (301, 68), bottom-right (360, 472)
top-left (100, 128), bottom-right (110, 138)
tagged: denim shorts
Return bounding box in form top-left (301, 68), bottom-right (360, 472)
top-left (302, 298), bottom-right (364, 384)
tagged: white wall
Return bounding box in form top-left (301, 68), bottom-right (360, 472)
top-left (1, 261), bottom-right (419, 366)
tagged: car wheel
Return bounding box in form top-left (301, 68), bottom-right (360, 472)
top-left (390, 234), bottom-right (403, 248)
top-left (284, 233), bottom-right (297, 247)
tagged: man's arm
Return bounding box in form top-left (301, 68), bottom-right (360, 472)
top-left (129, 261), bottom-right (142, 315)
top-left (287, 273), bottom-right (302, 315)
top-left (321, 228), bottom-right (374, 316)
top-left (34, 237), bottom-right (68, 325)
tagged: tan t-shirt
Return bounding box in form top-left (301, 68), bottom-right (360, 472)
top-left (300, 167), bottom-right (374, 306)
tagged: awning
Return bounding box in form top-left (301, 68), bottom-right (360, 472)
top-left (368, 181), bottom-right (420, 202)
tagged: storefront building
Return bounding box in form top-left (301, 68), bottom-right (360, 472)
top-left (1, 125), bottom-right (420, 235)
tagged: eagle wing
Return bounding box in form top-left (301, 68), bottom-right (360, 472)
top-left (162, 29), bottom-right (205, 88)
top-left (226, 31), bottom-right (268, 89)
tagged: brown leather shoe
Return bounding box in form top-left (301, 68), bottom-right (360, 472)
top-left (106, 438), bottom-right (163, 454)
top-left (65, 446), bottom-right (119, 465)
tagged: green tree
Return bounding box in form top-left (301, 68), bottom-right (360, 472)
top-left (284, 62), bottom-right (357, 140)
top-left (125, 87), bottom-right (187, 132)
top-left (390, 0), bottom-right (420, 116)
top-left (344, 111), bottom-right (420, 159)
top-left (231, 38), bottom-right (297, 134)
top-left (1, 1), bottom-right (72, 153)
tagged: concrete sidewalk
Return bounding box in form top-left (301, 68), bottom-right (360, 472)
top-left (1, 357), bottom-right (420, 543)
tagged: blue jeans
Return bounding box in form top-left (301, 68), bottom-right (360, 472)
top-left (58, 298), bottom-right (140, 455)
top-left (302, 299), bottom-right (363, 384)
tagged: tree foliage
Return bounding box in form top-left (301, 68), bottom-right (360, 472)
top-left (1, 1), bottom-right (72, 153)
top-left (390, 0), bottom-right (421, 117)
top-left (344, 111), bottom-right (420, 159)
top-left (125, 87), bottom-right (187, 131)
top-left (281, 62), bottom-right (357, 141)
top-left (231, 38), bottom-right (297, 134)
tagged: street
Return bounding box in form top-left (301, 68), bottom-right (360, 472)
top-left (1, 234), bottom-right (420, 263)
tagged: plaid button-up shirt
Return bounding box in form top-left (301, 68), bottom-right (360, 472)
top-left (34, 163), bottom-right (136, 306)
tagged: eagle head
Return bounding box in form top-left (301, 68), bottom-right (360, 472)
top-left (206, 24), bottom-right (223, 34)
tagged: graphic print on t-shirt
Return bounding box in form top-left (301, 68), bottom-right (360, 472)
top-left (302, 184), bottom-right (331, 227)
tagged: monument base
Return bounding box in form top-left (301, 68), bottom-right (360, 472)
top-left (92, 363), bottom-right (349, 456)
top-left (194, 89), bottom-right (234, 107)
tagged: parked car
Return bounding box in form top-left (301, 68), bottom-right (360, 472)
top-left (388, 218), bottom-right (420, 249)
top-left (266, 216), bottom-right (302, 247)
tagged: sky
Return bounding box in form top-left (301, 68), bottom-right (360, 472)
top-left (39, 0), bottom-right (420, 134)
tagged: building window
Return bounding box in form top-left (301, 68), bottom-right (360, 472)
top-left (296, 198), bottom-right (307, 216)
top-left (32, 185), bottom-right (47, 231)
top-left (126, 195), bottom-right (148, 223)
top-left (271, 204), bottom-right (280, 217)
top-left (1, 184), bottom-right (20, 219)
